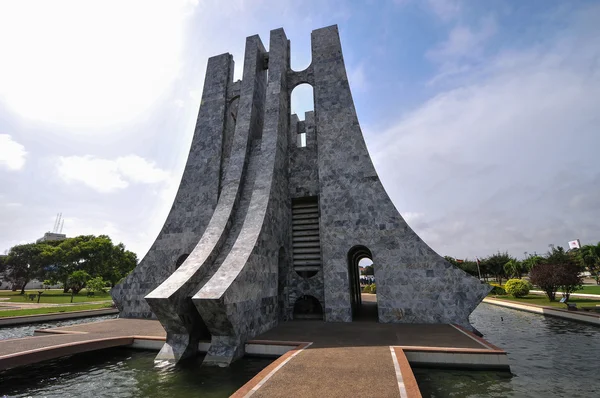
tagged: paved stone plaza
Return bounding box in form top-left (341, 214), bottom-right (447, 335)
top-left (111, 25), bottom-right (490, 366)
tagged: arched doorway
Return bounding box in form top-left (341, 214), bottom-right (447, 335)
top-left (293, 295), bottom-right (323, 320)
top-left (347, 245), bottom-right (377, 321)
top-left (290, 83), bottom-right (314, 148)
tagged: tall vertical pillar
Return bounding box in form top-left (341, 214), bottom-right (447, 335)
top-left (111, 53), bottom-right (234, 319)
top-left (312, 25), bottom-right (488, 325)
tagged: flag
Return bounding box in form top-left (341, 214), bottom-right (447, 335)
top-left (568, 240), bottom-right (581, 249)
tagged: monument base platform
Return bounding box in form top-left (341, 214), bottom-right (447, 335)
top-left (0, 314), bottom-right (508, 397)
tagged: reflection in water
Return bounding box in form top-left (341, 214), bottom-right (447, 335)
top-left (0, 348), bottom-right (272, 398)
top-left (414, 303), bottom-right (600, 398)
top-left (0, 314), bottom-right (118, 340)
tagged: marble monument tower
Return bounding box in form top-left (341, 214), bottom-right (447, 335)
top-left (112, 25), bottom-right (490, 366)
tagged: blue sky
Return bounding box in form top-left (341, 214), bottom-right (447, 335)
top-left (0, 0), bottom-right (599, 260)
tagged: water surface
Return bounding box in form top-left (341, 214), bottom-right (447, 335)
top-left (414, 303), bottom-right (600, 397)
top-left (0, 314), bottom-right (118, 340)
top-left (0, 348), bottom-right (271, 398)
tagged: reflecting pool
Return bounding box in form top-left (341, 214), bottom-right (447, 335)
top-left (0, 314), bottom-right (118, 340)
top-left (2, 304), bottom-right (600, 397)
top-left (0, 348), bottom-right (272, 398)
top-left (414, 303), bottom-right (600, 397)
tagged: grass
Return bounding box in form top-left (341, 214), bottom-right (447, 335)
top-left (0, 302), bottom-right (114, 318)
top-left (0, 289), bottom-right (112, 303)
top-left (576, 285), bottom-right (600, 295)
top-left (488, 294), bottom-right (600, 309)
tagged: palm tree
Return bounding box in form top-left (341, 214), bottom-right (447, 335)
top-left (523, 255), bottom-right (543, 272)
top-left (578, 243), bottom-right (600, 285)
top-left (504, 259), bottom-right (523, 279)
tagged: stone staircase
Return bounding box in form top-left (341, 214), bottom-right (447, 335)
top-left (291, 199), bottom-right (321, 278)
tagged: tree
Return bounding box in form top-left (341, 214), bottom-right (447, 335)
top-left (86, 276), bottom-right (106, 294)
top-left (529, 263), bottom-right (561, 301)
top-left (483, 252), bottom-right (513, 284)
top-left (48, 236), bottom-right (94, 292)
top-left (555, 263), bottom-right (583, 301)
top-left (66, 270), bottom-right (91, 295)
top-left (522, 255), bottom-right (543, 272)
top-left (3, 235), bottom-right (137, 293)
top-left (444, 256), bottom-right (458, 266)
top-left (40, 235), bottom-right (138, 290)
top-left (577, 243), bottom-right (600, 284)
top-left (4, 243), bottom-right (54, 294)
top-left (504, 259), bottom-right (523, 279)
top-left (545, 246), bottom-right (577, 267)
top-left (0, 255), bottom-right (7, 273)
top-left (363, 265), bottom-right (374, 276)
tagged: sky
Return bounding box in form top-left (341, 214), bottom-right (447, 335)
top-left (0, 0), bottom-right (599, 261)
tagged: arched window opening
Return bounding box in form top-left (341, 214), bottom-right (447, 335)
top-left (290, 83), bottom-right (314, 148)
top-left (293, 295), bottom-right (323, 320)
top-left (175, 254), bottom-right (189, 270)
top-left (347, 246), bottom-right (378, 322)
top-left (289, 36), bottom-right (312, 73)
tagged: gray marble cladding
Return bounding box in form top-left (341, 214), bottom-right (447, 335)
top-left (111, 53), bottom-right (234, 319)
top-left (311, 25), bottom-right (489, 326)
top-left (112, 24), bottom-right (490, 366)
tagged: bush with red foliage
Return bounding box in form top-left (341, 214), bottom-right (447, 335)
top-left (530, 263), bottom-right (582, 302)
top-left (529, 263), bottom-right (561, 301)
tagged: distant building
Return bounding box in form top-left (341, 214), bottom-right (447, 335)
top-left (36, 232), bottom-right (67, 243)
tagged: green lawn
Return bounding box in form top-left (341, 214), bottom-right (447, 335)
top-left (0, 289), bottom-right (112, 303)
top-left (576, 285), bottom-right (600, 295)
top-left (0, 302), bottom-right (114, 318)
top-left (489, 294), bottom-right (600, 309)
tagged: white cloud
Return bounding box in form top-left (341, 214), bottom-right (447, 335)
top-left (426, 15), bottom-right (497, 85)
top-left (0, 134), bottom-right (27, 170)
top-left (115, 155), bottom-right (170, 184)
top-left (0, 0), bottom-right (197, 130)
top-left (348, 63), bottom-right (368, 93)
top-left (65, 217), bottom-right (120, 238)
top-left (403, 211), bottom-right (424, 222)
top-left (372, 8), bottom-right (600, 257)
top-left (428, 17), bottom-right (497, 61)
top-left (426, 0), bottom-right (461, 21)
top-left (57, 155), bottom-right (170, 193)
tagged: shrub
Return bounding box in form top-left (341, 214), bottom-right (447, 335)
top-left (488, 283), bottom-right (506, 295)
top-left (67, 270), bottom-right (91, 294)
top-left (529, 263), bottom-right (582, 301)
top-left (86, 277), bottom-right (107, 294)
top-left (369, 284), bottom-right (376, 294)
top-left (504, 279), bottom-right (530, 298)
top-left (362, 285), bottom-right (372, 293)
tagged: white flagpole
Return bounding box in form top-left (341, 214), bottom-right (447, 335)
top-left (475, 256), bottom-right (482, 281)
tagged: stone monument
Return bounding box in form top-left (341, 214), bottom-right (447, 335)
top-left (111, 25), bottom-right (490, 366)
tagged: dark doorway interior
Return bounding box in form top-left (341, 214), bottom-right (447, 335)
top-left (293, 295), bottom-right (323, 320)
